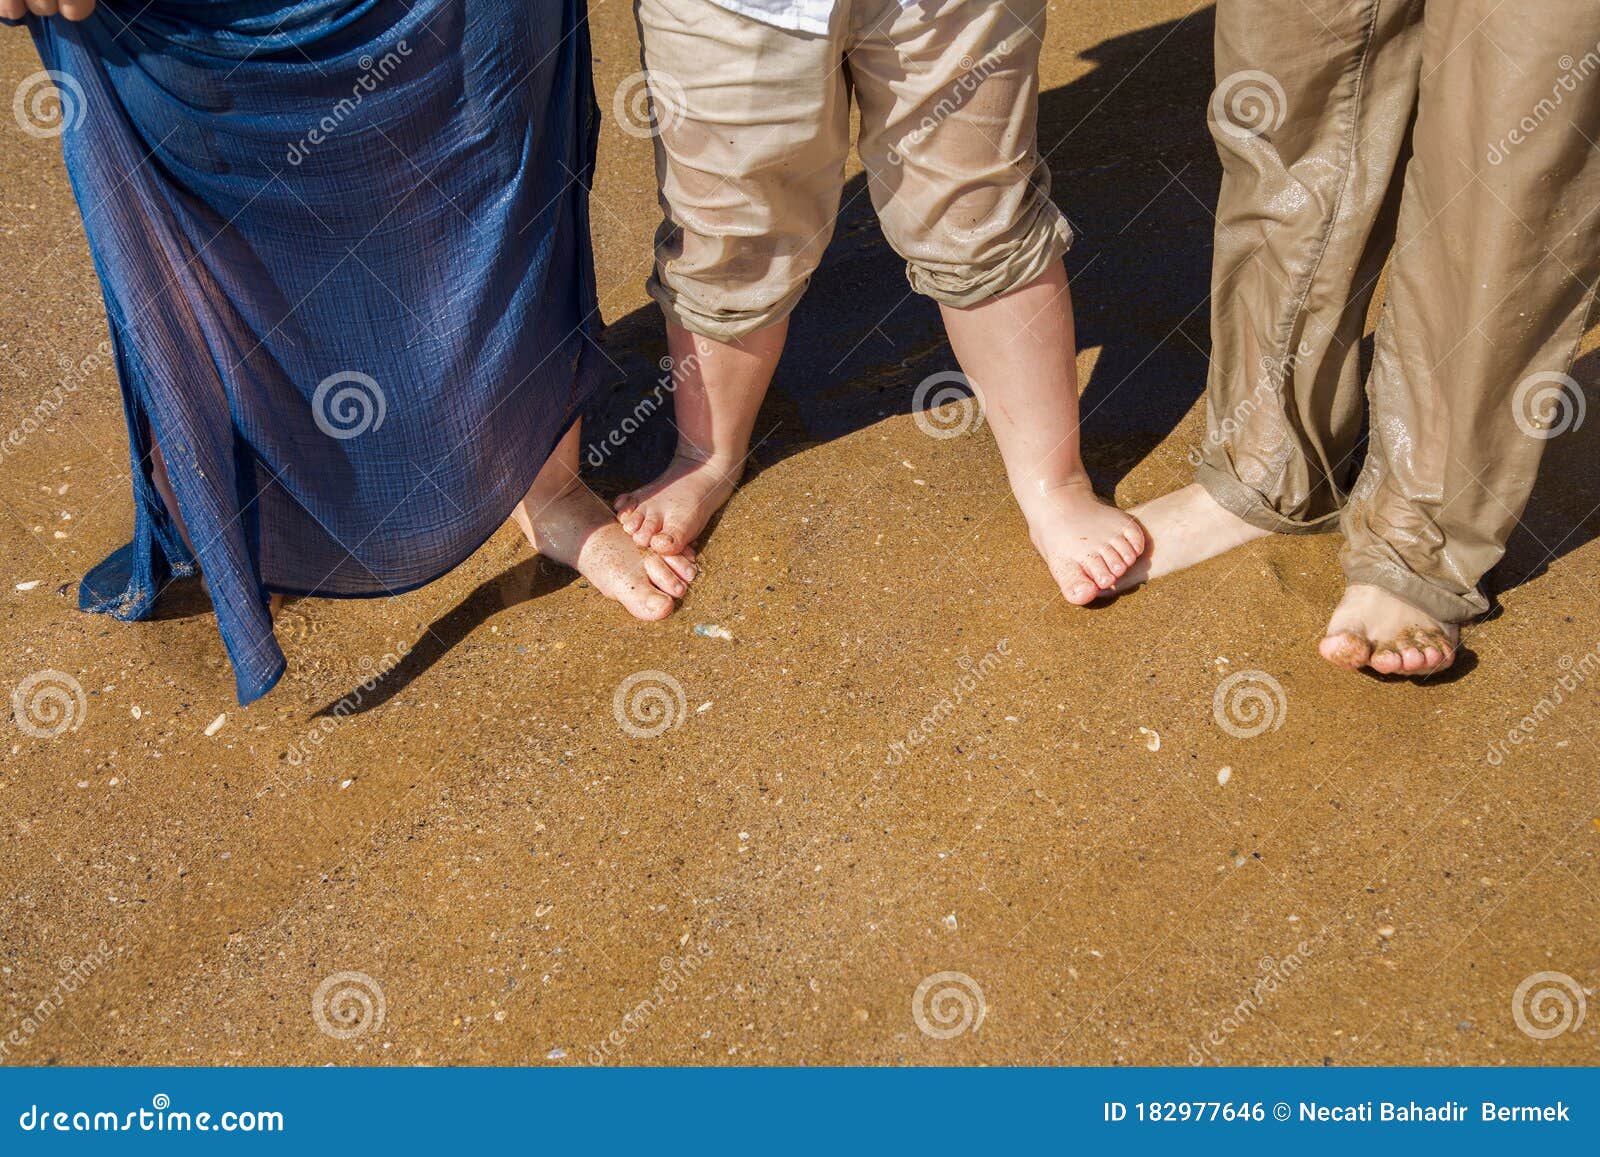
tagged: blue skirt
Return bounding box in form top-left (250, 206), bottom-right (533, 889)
top-left (22, 0), bottom-right (604, 703)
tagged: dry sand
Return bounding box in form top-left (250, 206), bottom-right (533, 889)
top-left (2, 1), bottom-right (1597, 1066)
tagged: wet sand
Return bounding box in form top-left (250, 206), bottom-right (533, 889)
top-left (2, 2), bottom-right (1598, 1066)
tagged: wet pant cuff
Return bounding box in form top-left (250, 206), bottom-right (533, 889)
top-left (1340, 557), bottom-right (1488, 626)
top-left (1194, 462), bottom-right (1341, 535)
top-left (646, 272), bottom-right (808, 343)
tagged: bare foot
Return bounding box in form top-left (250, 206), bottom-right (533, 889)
top-left (614, 446), bottom-right (743, 556)
top-left (514, 480), bottom-right (695, 621)
top-left (1020, 478), bottom-right (1148, 606)
top-left (1318, 583), bottom-right (1459, 676)
top-left (1109, 482), bottom-right (1272, 594)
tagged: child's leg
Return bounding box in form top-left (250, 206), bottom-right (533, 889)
top-left (513, 422), bottom-right (697, 621)
top-left (622, 0), bottom-right (850, 555)
top-left (849, 0), bottom-right (1140, 603)
top-left (938, 263), bottom-right (1144, 603)
top-left (615, 319), bottom-right (787, 555)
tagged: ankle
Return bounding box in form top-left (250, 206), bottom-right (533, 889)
top-left (673, 440), bottom-right (745, 471)
top-left (1012, 470), bottom-right (1096, 511)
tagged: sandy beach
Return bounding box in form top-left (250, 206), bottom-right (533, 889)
top-left (2, 0), bottom-right (1597, 1066)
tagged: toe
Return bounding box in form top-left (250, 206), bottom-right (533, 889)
top-left (1318, 631), bottom-right (1370, 670)
top-left (613, 491), bottom-right (638, 516)
top-left (1369, 648), bottom-right (1403, 675)
top-left (1098, 547), bottom-right (1129, 578)
top-left (642, 553), bottom-right (688, 599)
top-left (632, 511), bottom-right (663, 548)
top-left (650, 528), bottom-right (689, 555)
top-left (1108, 533), bottom-right (1140, 569)
top-left (662, 551), bottom-right (698, 584)
top-left (1399, 646), bottom-right (1427, 672)
top-left (1120, 521), bottom-right (1148, 560)
top-left (618, 509), bottom-right (643, 534)
top-left (1078, 552), bottom-right (1115, 590)
top-left (1054, 562), bottom-right (1098, 606)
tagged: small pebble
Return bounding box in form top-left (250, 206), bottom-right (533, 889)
top-left (1377, 925), bottom-right (1396, 939)
top-left (942, 913), bottom-right (958, 931)
top-left (693, 623), bottom-right (734, 641)
top-left (203, 713), bottom-right (226, 737)
top-left (696, 701), bottom-right (713, 713)
top-left (1216, 765), bottom-right (1232, 786)
top-left (15, 580), bottom-right (41, 591)
top-left (546, 1047), bottom-right (566, 1060)
top-left (1138, 727), bottom-right (1160, 752)
top-left (130, 705), bottom-right (142, 720)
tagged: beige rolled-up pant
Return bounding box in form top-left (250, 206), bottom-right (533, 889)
top-left (1198, 0), bottom-right (1600, 624)
top-left (636, 0), bottom-right (1073, 342)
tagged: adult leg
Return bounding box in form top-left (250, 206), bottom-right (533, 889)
top-left (514, 422), bottom-right (697, 620)
top-left (1326, 0), bottom-right (1600, 673)
top-left (615, 0), bottom-right (849, 555)
top-left (1118, 0), bottom-right (1426, 588)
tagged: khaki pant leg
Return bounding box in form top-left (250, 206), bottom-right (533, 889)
top-left (846, 0), bottom-right (1072, 307)
top-left (637, 0), bottom-right (851, 342)
top-left (1197, 0), bottom-right (1425, 530)
top-left (1338, 0), bottom-right (1600, 623)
